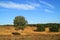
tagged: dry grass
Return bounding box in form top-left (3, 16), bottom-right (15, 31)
top-left (0, 26), bottom-right (60, 40)
top-left (0, 26), bottom-right (60, 35)
top-left (0, 34), bottom-right (60, 40)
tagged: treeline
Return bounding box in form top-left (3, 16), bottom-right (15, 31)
top-left (0, 25), bottom-right (13, 27)
top-left (28, 23), bottom-right (60, 32)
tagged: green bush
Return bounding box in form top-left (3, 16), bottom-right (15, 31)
top-left (36, 24), bottom-right (45, 32)
top-left (50, 27), bottom-right (59, 32)
top-left (49, 24), bottom-right (59, 32)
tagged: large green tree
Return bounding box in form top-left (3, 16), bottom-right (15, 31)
top-left (14, 16), bottom-right (28, 30)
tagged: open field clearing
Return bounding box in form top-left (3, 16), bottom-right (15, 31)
top-left (0, 26), bottom-right (60, 40)
top-left (0, 34), bottom-right (60, 40)
top-left (0, 26), bottom-right (60, 35)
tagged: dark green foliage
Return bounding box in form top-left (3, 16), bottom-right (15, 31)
top-left (27, 24), bottom-right (37, 27)
top-left (50, 27), bottom-right (59, 32)
top-left (28, 23), bottom-right (60, 32)
top-left (36, 24), bottom-right (45, 31)
top-left (13, 16), bottom-right (28, 30)
top-left (49, 24), bottom-right (59, 32)
top-left (44, 23), bottom-right (60, 32)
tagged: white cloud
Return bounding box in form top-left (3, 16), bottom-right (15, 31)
top-left (44, 9), bottom-right (54, 13)
top-left (39, 1), bottom-right (54, 9)
top-left (0, 1), bottom-right (40, 10)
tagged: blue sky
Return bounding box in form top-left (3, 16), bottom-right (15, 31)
top-left (0, 0), bottom-right (60, 25)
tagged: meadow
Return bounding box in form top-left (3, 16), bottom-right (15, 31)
top-left (0, 25), bottom-right (60, 40)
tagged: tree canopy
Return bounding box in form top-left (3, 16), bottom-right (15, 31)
top-left (13, 16), bottom-right (28, 30)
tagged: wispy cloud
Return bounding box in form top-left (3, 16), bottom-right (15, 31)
top-left (0, 0), bottom-right (55, 13)
top-left (44, 9), bottom-right (54, 13)
top-left (38, 0), bottom-right (55, 13)
top-left (39, 1), bottom-right (54, 9)
top-left (0, 1), bottom-right (40, 10)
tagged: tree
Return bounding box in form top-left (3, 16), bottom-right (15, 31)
top-left (13, 16), bottom-right (28, 30)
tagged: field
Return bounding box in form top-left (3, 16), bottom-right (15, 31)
top-left (0, 34), bottom-right (60, 40)
top-left (0, 26), bottom-right (60, 40)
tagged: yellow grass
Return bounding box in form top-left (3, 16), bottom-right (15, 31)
top-left (0, 26), bottom-right (60, 35)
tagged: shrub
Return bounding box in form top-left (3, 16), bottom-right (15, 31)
top-left (36, 24), bottom-right (45, 32)
top-left (12, 32), bottom-right (20, 35)
top-left (50, 27), bottom-right (59, 32)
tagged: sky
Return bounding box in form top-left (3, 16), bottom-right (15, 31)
top-left (0, 0), bottom-right (60, 25)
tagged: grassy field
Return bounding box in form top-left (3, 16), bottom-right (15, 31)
top-left (0, 26), bottom-right (60, 35)
top-left (0, 26), bottom-right (60, 40)
top-left (0, 34), bottom-right (60, 40)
